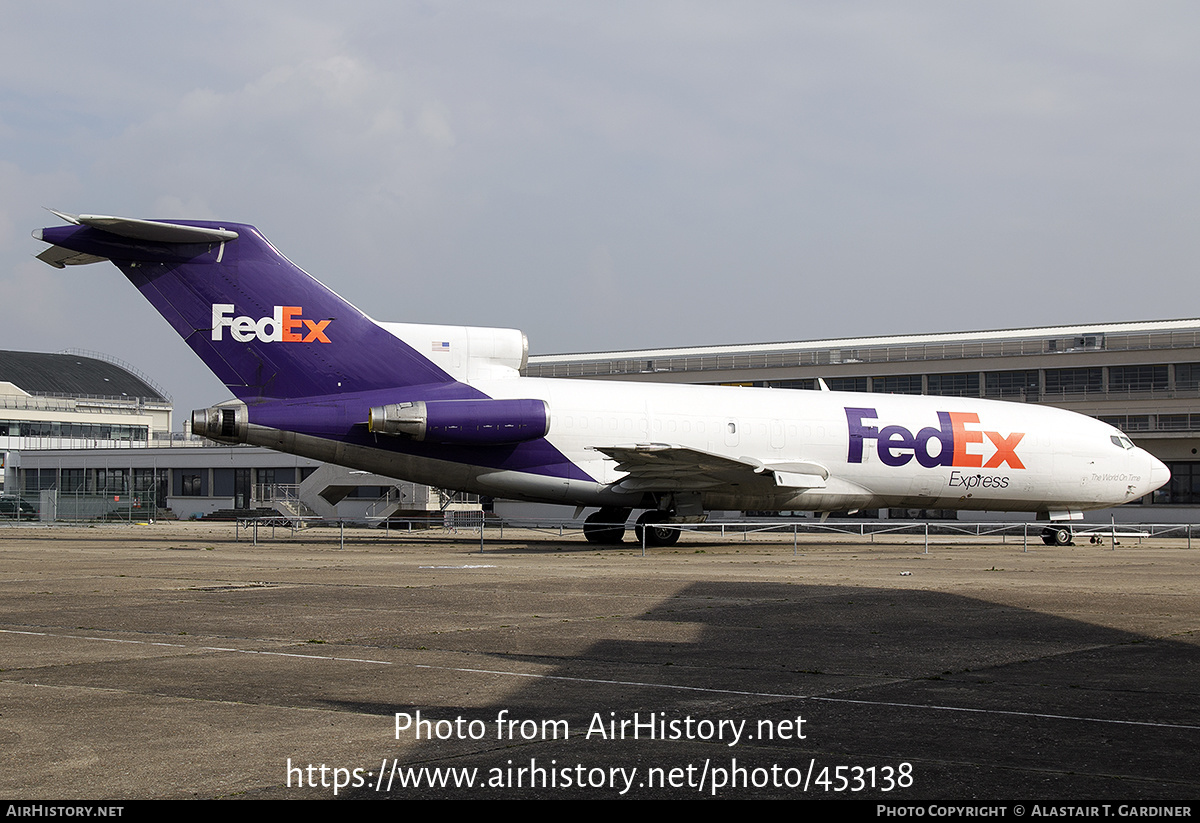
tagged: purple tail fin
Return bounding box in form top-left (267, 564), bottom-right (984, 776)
top-left (34, 215), bottom-right (454, 401)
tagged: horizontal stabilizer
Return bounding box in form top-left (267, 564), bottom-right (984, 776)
top-left (35, 245), bottom-right (108, 268)
top-left (40, 210), bottom-right (239, 243)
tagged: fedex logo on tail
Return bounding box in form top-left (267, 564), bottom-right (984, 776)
top-left (845, 407), bottom-right (1025, 469)
top-left (211, 304), bottom-right (331, 344)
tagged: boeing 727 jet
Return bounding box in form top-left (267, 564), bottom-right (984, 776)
top-left (33, 212), bottom-right (1170, 545)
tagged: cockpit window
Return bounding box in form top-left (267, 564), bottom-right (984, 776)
top-left (1110, 435), bottom-right (1135, 450)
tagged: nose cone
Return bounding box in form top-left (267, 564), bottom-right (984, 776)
top-left (1147, 454), bottom-right (1170, 494)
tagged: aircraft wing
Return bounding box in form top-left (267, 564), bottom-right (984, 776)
top-left (589, 443), bottom-right (829, 492)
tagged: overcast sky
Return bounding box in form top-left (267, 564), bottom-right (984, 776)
top-left (3, 2), bottom-right (1199, 423)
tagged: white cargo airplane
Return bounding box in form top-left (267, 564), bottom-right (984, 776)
top-left (33, 212), bottom-right (1170, 545)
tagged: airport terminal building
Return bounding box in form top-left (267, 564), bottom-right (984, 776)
top-left (0, 349), bottom-right (316, 519)
top-left (525, 318), bottom-right (1200, 521)
top-left (0, 350), bottom-right (469, 522)
top-left (0, 350), bottom-right (172, 503)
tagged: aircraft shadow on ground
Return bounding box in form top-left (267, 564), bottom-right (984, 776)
top-left (334, 580), bottom-right (1200, 799)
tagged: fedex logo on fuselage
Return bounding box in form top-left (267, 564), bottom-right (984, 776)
top-left (845, 407), bottom-right (1025, 469)
top-left (211, 304), bottom-right (331, 344)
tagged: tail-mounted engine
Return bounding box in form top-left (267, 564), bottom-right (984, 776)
top-left (368, 398), bottom-right (550, 445)
top-left (191, 405), bottom-right (248, 444)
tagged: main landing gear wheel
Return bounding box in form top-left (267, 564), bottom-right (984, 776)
top-left (583, 508), bottom-right (630, 545)
top-left (1041, 526), bottom-right (1073, 546)
top-left (635, 511), bottom-right (680, 547)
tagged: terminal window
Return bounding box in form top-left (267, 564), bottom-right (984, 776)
top-left (825, 377), bottom-right (868, 393)
top-left (1108, 365), bottom-right (1168, 393)
top-left (984, 370), bottom-right (1039, 399)
top-left (872, 375), bottom-right (923, 395)
top-left (927, 373), bottom-right (980, 397)
top-left (1154, 462), bottom-right (1200, 505)
top-left (1176, 363), bottom-right (1200, 392)
top-left (1044, 368), bottom-right (1102, 396)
